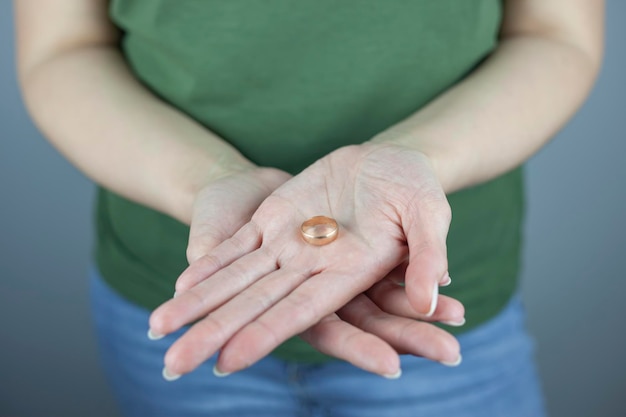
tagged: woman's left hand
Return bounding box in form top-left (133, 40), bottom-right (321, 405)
top-left (150, 144), bottom-right (458, 377)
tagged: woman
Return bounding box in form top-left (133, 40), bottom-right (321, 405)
top-left (15, 0), bottom-right (603, 416)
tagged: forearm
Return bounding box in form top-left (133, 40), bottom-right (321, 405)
top-left (372, 6), bottom-right (603, 194)
top-left (19, 45), bottom-right (253, 224)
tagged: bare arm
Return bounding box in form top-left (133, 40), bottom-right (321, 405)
top-left (15, 0), bottom-right (470, 378)
top-left (372, 0), bottom-right (604, 193)
top-left (14, 0), bottom-right (255, 224)
top-left (146, 0), bottom-right (606, 377)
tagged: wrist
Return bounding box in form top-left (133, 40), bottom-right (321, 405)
top-left (178, 163), bottom-right (290, 226)
top-left (368, 132), bottom-right (461, 194)
top-left (174, 155), bottom-right (256, 225)
top-left (370, 126), bottom-right (467, 194)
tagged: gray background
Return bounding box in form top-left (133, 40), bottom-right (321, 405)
top-left (1, 1), bottom-right (624, 416)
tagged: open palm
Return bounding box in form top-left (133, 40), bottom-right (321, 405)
top-left (152, 144), bottom-right (459, 377)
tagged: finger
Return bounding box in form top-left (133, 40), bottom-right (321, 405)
top-left (404, 242), bottom-right (448, 317)
top-left (402, 196), bottom-right (451, 316)
top-left (337, 294), bottom-right (461, 365)
top-left (384, 261), bottom-right (409, 285)
top-left (162, 267), bottom-right (312, 375)
top-left (187, 217), bottom-right (247, 264)
top-left (175, 222), bottom-right (262, 292)
top-left (385, 261), bottom-right (451, 286)
top-left (186, 168), bottom-right (291, 263)
top-left (214, 270), bottom-right (375, 373)
top-left (150, 247), bottom-right (276, 335)
top-left (298, 314), bottom-right (401, 378)
top-left (186, 188), bottom-right (262, 264)
top-left (366, 279), bottom-right (465, 325)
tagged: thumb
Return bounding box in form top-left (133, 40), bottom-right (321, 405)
top-left (178, 205), bottom-right (250, 292)
top-left (402, 197), bottom-right (452, 316)
top-left (186, 216), bottom-right (236, 264)
top-left (186, 167), bottom-right (292, 264)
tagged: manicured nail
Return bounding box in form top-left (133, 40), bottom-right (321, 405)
top-left (440, 354), bottom-right (463, 367)
top-left (426, 284), bottom-right (439, 317)
top-left (440, 273), bottom-right (452, 287)
top-left (213, 365), bottom-right (231, 377)
top-left (441, 318), bottom-right (466, 327)
top-left (147, 328), bottom-right (165, 340)
top-left (383, 368), bottom-right (402, 379)
top-left (162, 367), bottom-right (181, 381)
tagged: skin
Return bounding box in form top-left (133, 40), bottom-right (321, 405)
top-left (15, 0), bottom-right (604, 380)
top-left (159, 145), bottom-right (459, 378)
top-left (177, 167), bottom-right (464, 376)
top-left (153, 0), bottom-right (605, 378)
top-left (14, 0), bottom-right (464, 379)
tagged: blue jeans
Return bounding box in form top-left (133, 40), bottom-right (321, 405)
top-left (90, 267), bottom-right (546, 417)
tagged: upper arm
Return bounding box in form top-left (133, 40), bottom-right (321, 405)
top-left (14, 0), bottom-right (119, 81)
top-left (500, 0), bottom-right (605, 70)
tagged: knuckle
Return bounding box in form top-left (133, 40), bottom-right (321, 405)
top-left (197, 316), bottom-right (230, 345)
top-left (258, 245), bottom-right (282, 268)
top-left (228, 233), bottom-right (247, 253)
top-left (286, 292), bottom-right (320, 328)
top-left (244, 286), bottom-right (277, 312)
top-left (438, 199), bottom-right (452, 225)
top-left (197, 254), bottom-right (222, 274)
top-left (337, 328), bottom-right (363, 357)
top-left (186, 285), bottom-right (212, 310)
top-left (396, 320), bottom-right (420, 348)
top-left (339, 295), bottom-right (378, 328)
top-left (254, 317), bottom-right (281, 348)
top-left (186, 244), bottom-right (204, 264)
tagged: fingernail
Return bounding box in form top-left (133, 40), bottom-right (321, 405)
top-left (441, 318), bottom-right (466, 327)
top-left (147, 329), bottom-right (165, 340)
top-left (213, 365), bottom-right (231, 377)
top-left (382, 368), bottom-right (402, 379)
top-left (173, 291), bottom-right (178, 298)
top-left (426, 284), bottom-right (438, 317)
top-left (440, 273), bottom-right (452, 287)
top-left (440, 354), bottom-right (463, 367)
top-left (162, 367), bottom-right (181, 381)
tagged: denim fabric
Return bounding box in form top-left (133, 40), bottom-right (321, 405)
top-left (90, 267), bottom-right (546, 417)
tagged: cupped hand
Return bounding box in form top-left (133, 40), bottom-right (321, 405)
top-left (299, 262), bottom-right (464, 378)
top-left (151, 144), bottom-right (458, 377)
top-left (184, 167), bottom-right (291, 265)
top-left (167, 165), bottom-right (463, 377)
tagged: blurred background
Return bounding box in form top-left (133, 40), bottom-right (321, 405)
top-left (1, 2), bottom-right (624, 416)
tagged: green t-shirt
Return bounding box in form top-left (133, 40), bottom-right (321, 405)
top-left (97, 0), bottom-right (523, 362)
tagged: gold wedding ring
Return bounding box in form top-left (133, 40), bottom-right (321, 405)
top-left (300, 216), bottom-right (339, 246)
